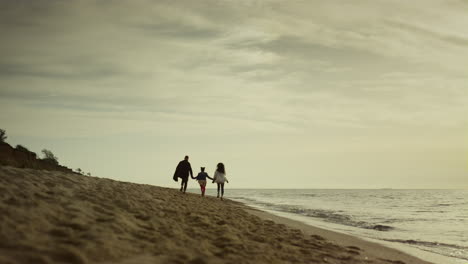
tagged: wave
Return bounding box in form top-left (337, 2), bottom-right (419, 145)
top-left (384, 239), bottom-right (465, 249)
top-left (437, 203), bottom-right (452, 206)
top-left (383, 239), bottom-right (468, 261)
top-left (232, 197), bottom-right (394, 232)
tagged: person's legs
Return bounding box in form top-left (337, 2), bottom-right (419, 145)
top-left (217, 183), bottom-right (220, 198)
top-left (199, 180), bottom-right (206, 196)
top-left (181, 178), bottom-right (188, 193)
top-left (221, 183), bottom-right (225, 198)
top-left (201, 182), bottom-right (206, 196)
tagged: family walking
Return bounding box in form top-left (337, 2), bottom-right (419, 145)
top-left (173, 156), bottom-right (229, 200)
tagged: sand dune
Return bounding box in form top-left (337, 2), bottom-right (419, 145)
top-left (0, 166), bottom-right (432, 264)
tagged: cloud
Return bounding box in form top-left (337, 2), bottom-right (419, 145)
top-left (0, 62), bottom-right (125, 80)
top-left (386, 20), bottom-right (468, 47)
top-left (1, 0), bottom-right (467, 187)
top-left (0, 0), bottom-right (467, 129)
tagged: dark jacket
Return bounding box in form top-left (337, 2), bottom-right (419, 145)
top-left (193, 172), bottom-right (213, 181)
top-left (173, 160), bottom-right (193, 181)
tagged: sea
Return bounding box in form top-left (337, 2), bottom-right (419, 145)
top-left (189, 188), bottom-right (467, 264)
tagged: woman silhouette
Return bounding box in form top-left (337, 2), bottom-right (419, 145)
top-left (212, 163), bottom-right (229, 200)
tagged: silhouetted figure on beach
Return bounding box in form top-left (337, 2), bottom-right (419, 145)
top-left (173, 155), bottom-right (193, 193)
top-left (192, 167), bottom-right (213, 197)
top-left (212, 162), bottom-right (229, 200)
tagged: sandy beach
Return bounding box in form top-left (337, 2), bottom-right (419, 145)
top-left (0, 166), bottom-right (434, 264)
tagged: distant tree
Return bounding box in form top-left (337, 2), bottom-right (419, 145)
top-left (76, 168), bottom-right (82, 174)
top-left (41, 149), bottom-right (59, 165)
top-left (0, 129), bottom-right (6, 142)
top-left (16, 144), bottom-right (30, 152)
top-left (86, 172), bottom-right (91, 176)
top-left (16, 145), bottom-right (37, 158)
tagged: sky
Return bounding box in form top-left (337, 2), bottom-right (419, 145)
top-left (0, 0), bottom-right (467, 189)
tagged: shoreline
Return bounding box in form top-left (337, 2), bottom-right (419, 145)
top-left (108, 202), bottom-right (435, 264)
top-left (246, 207), bottom-right (436, 264)
top-left (0, 166), bottom-right (437, 264)
top-left (225, 194), bottom-right (464, 264)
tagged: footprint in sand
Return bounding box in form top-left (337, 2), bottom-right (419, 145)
top-left (51, 246), bottom-right (87, 264)
top-left (347, 245), bottom-right (361, 251)
top-left (58, 221), bottom-right (89, 232)
top-left (49, 228), bottom-right (70, 238)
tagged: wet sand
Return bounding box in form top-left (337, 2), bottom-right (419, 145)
top-left (0, 166), bottom-right (434, 264)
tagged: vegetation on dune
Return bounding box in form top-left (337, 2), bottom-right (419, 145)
top-left (0, 128), bottom-right (92, 175)
top-left (0, 129), bottom-right (7, 142)
top-left (75, 169), bottom-right (92, 176)
top-left (16, 144), bottom-right (32, 153)
top-left (41, 149), bottom-right (59, 165)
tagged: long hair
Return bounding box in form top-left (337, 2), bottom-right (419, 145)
top-left (216, 163), bottom-right (225, 174)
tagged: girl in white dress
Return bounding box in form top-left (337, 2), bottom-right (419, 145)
top-left (212, 163), bottom-right (229, 200)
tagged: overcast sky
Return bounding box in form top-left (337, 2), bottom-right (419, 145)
top-left (1, 0), bottom-right (467, 189)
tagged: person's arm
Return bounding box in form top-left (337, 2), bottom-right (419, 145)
top-left (212, 171), bottom-right (217, 183)
top-left (191, 172), bottom-right (197, 180)
top-left (206, 173), bottom-right (214, 181)
top-left (189, 163), bottom-right (193, 178)
top-left (225, 176), bottom-right (229, 183)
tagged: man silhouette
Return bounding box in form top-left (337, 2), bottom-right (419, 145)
top-left (173, 155), bottom-right (193, 193)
